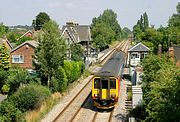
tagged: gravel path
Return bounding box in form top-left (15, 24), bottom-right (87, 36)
top-left (112, 79), bottom-right (129, 122)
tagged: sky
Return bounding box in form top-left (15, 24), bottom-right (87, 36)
top-left (0, 0), bottom-right (179, 30)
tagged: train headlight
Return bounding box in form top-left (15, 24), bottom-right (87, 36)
top-left (94, 94), bottom-right (100, 98)
top-left (111, 94), bottom-right (116, 98)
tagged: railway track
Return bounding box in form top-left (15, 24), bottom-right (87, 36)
top-left (52, 76), bottom-right (93, 122)
top-left (51, 40), bottom-right (129, 122)
top-left (92, 109), bottom-right (114, 122)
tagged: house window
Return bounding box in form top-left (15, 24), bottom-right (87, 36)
top-left (12, 55), bottom-right (24, 63)
top-left (131, 53), bottom-right (139, 59)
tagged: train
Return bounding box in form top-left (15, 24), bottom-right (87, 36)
top-left (92, 51), bottom-right (125, 109)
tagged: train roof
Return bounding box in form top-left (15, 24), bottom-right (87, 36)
top-left (96, 51), bottom-right (125, 77)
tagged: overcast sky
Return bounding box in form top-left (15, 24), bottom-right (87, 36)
top-left (0, 0), bottom-right (179, 30)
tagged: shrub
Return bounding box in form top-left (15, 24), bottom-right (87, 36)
top-left (6, 67), bottom-right (30, 94)
top-left (51, 67), bottom-right (68, 92)
top-left (63, 60), bottom-right (73, 84)
top-left (0, 68), bottom-right (8, 93)
top-left (71, 61), bottom-right (80, 82)
top-left (1, 84), bottom-right (10, 94)
top-left (0, 101), bottom-right (25, 122)
top-left (78, 61), bottom-right (85, 74)
top-left (8, 84), bottom-right (51, 112)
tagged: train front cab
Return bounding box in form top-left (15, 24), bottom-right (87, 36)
top-left (92, 76), bottom-right (120, 109)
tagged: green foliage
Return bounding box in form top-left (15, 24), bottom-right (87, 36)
top-left (91, 9), bottom-right (122, 51)
top-left (133, 12), bottom-right (149, 38)
top-left (121, 27), bottom-right (132, 39)
top-left (0, 101), bottom-right (25, 122)
top-left (0, 23), bottom-right (8, 38)
top-left (63, 60), bottom-right (84, 84)
top-left (32, 12), bottom-right (50, 30)
top-left (34, 20), bottom-right (67, 87)
top-left (91, 22), bottom-right (115, 51)
top-left (168, 3), bottom-right (180, 46)
top-left (63, 60), bottom-right (73, 83)
top-left (6, 67), bottom-right (30, 94)
top-left (0, 68), bottom-right (8, 93)
top-left (141, 55), bottom-right (180, 121)
top-left (0, 43), bottom-right (10, 69)
top-left (130, 104), bottom-right (147, 121)
top-left (71, 61), bottom-right (80, 82)
top-left (1, 84), bottom-right (10, 94)
top-left (168, 2), bottom-right (180, 28)
top-left (8, 84), bottom-right (51, 112)
top-left (71, 43), bottom-right (84, 61)
top-left (7, 31), bottom-right (33, 46)
top-left (54, 67), bottom-right (68, 92)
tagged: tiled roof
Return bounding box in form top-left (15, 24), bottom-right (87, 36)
top-left (11, 40), bottom-right (39, 53)
top-left (128, 43), bottom-right (150, 52)
top-left (62, 23), bottom-right (91, 43)
top-left (0, 38), bottom-right (13, 49)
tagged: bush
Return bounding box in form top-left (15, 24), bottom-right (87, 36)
top-left (0, 101), bottom-right (25, 122)
top-left (78, 61), bottom-right (85, 74)
top-left (0, 68), bottom-right (8, 93)
top-left (8, 84), bottom-right (51, 112)
top-left (130, 104), bottom-right (147, 121)
top-left (71, 61), bottom-right (80, 82)
top-left (63, 60), bottom-right (72, 84)
top-left (51, 67), bottom-right (68, 92)
top-left (1, 84), bottom-right (10, 94)
top-left (6, 67), bottom-right (30, 94)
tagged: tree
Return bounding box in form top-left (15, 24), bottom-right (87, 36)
top-left (133, 12), bottom-right (149, 40)
top-left (143, 12), bottom-right (149, 30)
top-left (32, 12), bottom-right (50, 30)
top-left (70, 43), bottom-right (84, 61)
top-left (0, 23), bottom-right (8, 38)
top-left (91, 22), bottom-right (115, 51)
top-left (51, 66), bottom-right (68, 92)
top-left (0, 43), bottom-right (10, 70)
top-left (91, 9), bottom-right (122, 51)
top-left (141, 55), bottom-right (180, 121)
top-left (34, 20), bottom-right (67, 87)
top-left (168, 2), bottom-right (180, 46)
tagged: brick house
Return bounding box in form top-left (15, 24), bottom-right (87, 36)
top-left (10, 40), bottom-right (39, 69)
top-left (17, 30), bottom-right (33, 40)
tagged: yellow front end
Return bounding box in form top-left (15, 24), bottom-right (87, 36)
top-left (92, 77), bottom-right (119, 109)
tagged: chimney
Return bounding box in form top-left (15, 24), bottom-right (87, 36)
top-left (66, 22), bottom-right (74, 26)
top-left (168, 47), bottom-right (174, 62)
top-left (66, 22), bottom-right (78, 26)
top-left (158, 44), bottom-right (162, 57)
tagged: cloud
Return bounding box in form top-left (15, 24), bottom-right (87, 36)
top-left (65, 3), bottom-right (77, 9)
top-left (47, 2), bottom-right (62, 8)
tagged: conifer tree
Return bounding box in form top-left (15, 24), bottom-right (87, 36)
top-left (0, 43), bottom-right (10, 70)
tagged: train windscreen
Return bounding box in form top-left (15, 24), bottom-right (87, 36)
top-left (94, 78), bottom-right (100, 89)
top-left (110, 79), bottom-right (116, 89)
top-left (101, 80), bottom-right (108, 89)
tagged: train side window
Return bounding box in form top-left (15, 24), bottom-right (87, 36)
top-left (102, 80), bottom-right (108, 89)
top-left (110, 79), bottom-right (116, 89)
top-left (94, 78), bottom-right (100, 89)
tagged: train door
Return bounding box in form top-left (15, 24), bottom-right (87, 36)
top-left (100, 78), bottom-right (110, 100)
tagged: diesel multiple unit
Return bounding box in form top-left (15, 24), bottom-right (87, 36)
top-left (92, 51), bottom-right (125, 109)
